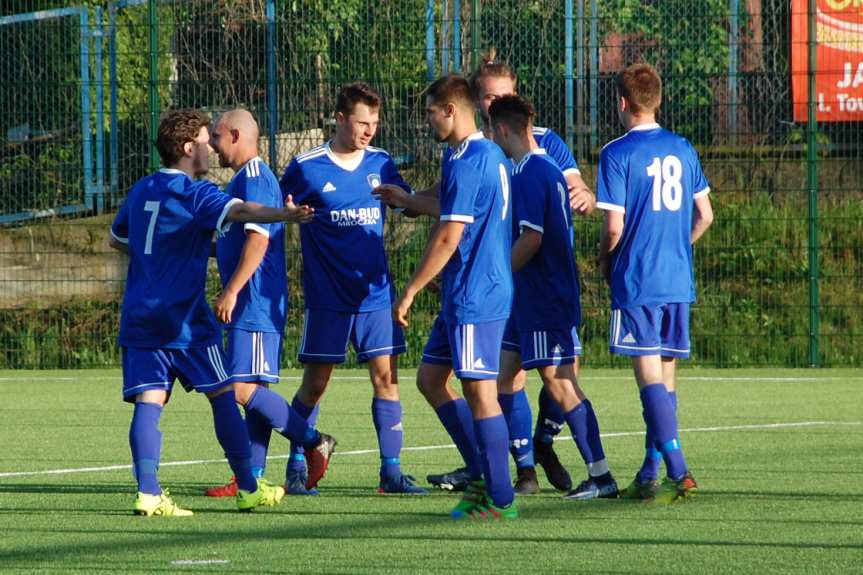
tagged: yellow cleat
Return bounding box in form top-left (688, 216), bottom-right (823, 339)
top-left (236, 478), bottom-right (285, 511)
top-left (133, 489), bottom-right (193, 517)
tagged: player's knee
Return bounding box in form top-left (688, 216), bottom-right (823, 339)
top-left (232, 381), bottom-right (259, 405)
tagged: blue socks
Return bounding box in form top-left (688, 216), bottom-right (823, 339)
top-left (288, 396), bottom-right (320, 474)
top-left (637, 390), bottom-right (677, 483)
top-left (209, 391), bottom-right (257, 492)
top-left (474, 415), bottom-right (515, 508)
top-left (245, 408), bottom-right (271, 479)
top-left (535, 386), bottom-right (566, 445)
top-left (435, 398), bottom-right (483, 480)
top-left (246, 387), bottom-right (321, 448)
top-left (129, 402), bottom-right (163, 495)
top-left (498, 390), bottom-right (535, 468)
top-left (372, 398), bottom-right (403, 481)
top-left (640, 384), bottom-right (687, 481)
top-left (564, 399), bottom-right (609, 477)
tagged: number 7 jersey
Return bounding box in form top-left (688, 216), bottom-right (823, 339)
top-left (596, 123), bottom-right (710, 308)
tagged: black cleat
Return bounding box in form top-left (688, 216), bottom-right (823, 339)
top-left (514, 466), bottom-right (540, 495)
top-left (534, 440), bottom-right (572, 492)
top-left (426, 466), bottom-right (471, 492)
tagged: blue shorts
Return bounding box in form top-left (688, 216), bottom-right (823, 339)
top-left (517, 326), bottom-right (582, 369)
top-left (422, 315), bottom-right (507, 380)
top-left (298, 307), bottom-right (406, 364)
top-left (501, 317), bottom-right (520, 352)
top-left (121, 345), bottom-right (232, 403)
top-left (609, 303), bottom-right (690, 358)
top-left (225, 329), bottom-right (281, 384)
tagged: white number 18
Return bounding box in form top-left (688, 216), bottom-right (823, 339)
top-left (647, 155), bottom-right (683, 212)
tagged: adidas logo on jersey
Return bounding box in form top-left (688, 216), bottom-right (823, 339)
top-left (621, 333), bottom-right (637, 344)
top-left (322, 181), bottom-right (337, 192)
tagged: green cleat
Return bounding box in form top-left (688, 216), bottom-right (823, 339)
top-left (466, 495), bottom-right (518, 520)
top-left (619, 476), bottom-right (660, 500)
top-left (652, 472), bottom-right (698, 504)
top-left (133, 489), bottom-right (193, 517)
top-left (236, 478), bottom-right (285, 512)
top-left (450, 479), bottom-right (486, 519)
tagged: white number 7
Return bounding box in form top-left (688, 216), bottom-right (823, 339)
top-left (143, 201), bottom-right (160, 255)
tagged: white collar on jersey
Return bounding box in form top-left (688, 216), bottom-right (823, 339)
top-left (513, 148), bottom-right (547, 174)
top-left (324, 141), bottom-right (365, 172)
top-left (158, 168), bottom-right (186, 175)
top-left (450, 131), bottom-right (484, 158)
top-left (629, 122), bottom-right (660, 132)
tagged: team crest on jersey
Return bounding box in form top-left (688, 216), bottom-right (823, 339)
top-left (367, 173), bottom-right (382, 189)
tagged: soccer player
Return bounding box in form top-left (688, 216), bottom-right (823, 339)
top-left (379, 54), bottom-right (593, 494)
top-left (279, 82), bottom-right (427, 494)
top-left (596, 63), bottom-right (713, 502)
top-left (393, 74), bottom-right (516, 519)
top-left (109, 108), bottom-right (331, 516)
top-left (203, 109), bottom-right (336, 498)
top-left (488, 94), bottom-right (617, 500)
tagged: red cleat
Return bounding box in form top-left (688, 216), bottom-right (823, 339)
top-left (305, 433), bottom-right (337, 489)
top-left (204, 476), bottom-right (238, 497)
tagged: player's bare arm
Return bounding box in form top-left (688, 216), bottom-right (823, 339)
top-left (374, 180), bottom-right (441, 218)
top-left (226, 195), bottom-right (314, 224)
top-left (393, 221), bottom-right (464, 326)
top-left (213, 231), bottom-right (268, 324)
top-left (566, 172), bottom-right (596, 216)
top-left (691, 194), bottom-right (714, 244)
top-left (511, 228), bottom-right (542, 272)
top-left (598, 210), bottom-right (624, 285)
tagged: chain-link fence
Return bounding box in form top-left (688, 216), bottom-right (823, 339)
top-left (0, 0), bottom-right (860, 368)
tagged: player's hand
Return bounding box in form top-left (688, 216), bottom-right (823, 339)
top-left (393, 290), bottom-right (415, 327)
top-left (569, 185), bottom-right (595, 216)
top-left (284, 194), bottom-right (315, 223)
top-left (373, 184), bottom-right (410, 209)
top-left (214, 289), bottom-right (238, 324)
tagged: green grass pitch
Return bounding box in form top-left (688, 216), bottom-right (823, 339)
top-left (1, 368), bottom-right (861, 574)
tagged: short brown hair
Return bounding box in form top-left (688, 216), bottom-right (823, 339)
top-left (335, 82), bottom-right (381, 115)
top-left (615, 63), bottom-right (662, 114)
top-left (155, 108), bottom-right (210, 167)
top-left (468, 48), bottom-right (518, 99)
top-left (425, 74), bottom-right (473, 108)
top-left (488, 94), bottom-right (535, 133)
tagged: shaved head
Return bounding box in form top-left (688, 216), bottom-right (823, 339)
top-left (210, 108), bottom-right (260, 170)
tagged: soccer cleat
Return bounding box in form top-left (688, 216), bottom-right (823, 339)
top-left (204, 476), bottom-right (238, 497)
top-left (236, 478), bottom-right (285, 511)
top-left (450, 480), bottom-right (486, 519)
top-left (534, 440), bottom-right (573, 492)
top-left (285, 469), bottom-right (319, 496)
top-left (305, 433), bottom-right (337, 489)
top-left (133, 490), bottom-right (193, 517)
top-left (378, 474), bottom-right (429, 495)
top-left (564, 473), bottom-right (619, 500)
top-left (618, 476), bottom-right (660, 500)
top-left (426, 466), bottom-right (471, 492)
top-left (652, 472), bottom-right (698, 504)
top-left (513, 466), bottom-right (540, 495)
top-left (465, 495), bottom-right (518, 520)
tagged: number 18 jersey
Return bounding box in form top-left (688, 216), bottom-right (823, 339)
top-left (596, 123), bottom-right (710, 309)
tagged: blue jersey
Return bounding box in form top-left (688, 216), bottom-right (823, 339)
top-left (216, 157), bottom-right (286, 333)
top-left (511, 150), bottom-right (581, 330)
top-left (439, 132), bottom-right (513, 324)
top-left (596, 123), bottom-right (710, 308)
top-left (111, 169), bottom-right (240, 349)
top-left (280, 143), bottom-right (410, 312)
top-left (532, 126), bottom-right (580, 177)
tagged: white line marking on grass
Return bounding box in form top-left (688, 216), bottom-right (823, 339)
top-left (1, 420), bottom-right (860, 479)
top-left (171, 560), bottom-right (230, 566)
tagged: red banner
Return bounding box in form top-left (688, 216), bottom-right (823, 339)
top-left (792, 0), bottom-right (863, 122)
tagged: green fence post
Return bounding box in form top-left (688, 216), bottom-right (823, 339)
top-left (147, 0), bottom-right (159, 172)
top-left (470, 0), bottom-right (479, 71)
top-left (806, 0), bottom-right (820, 367)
